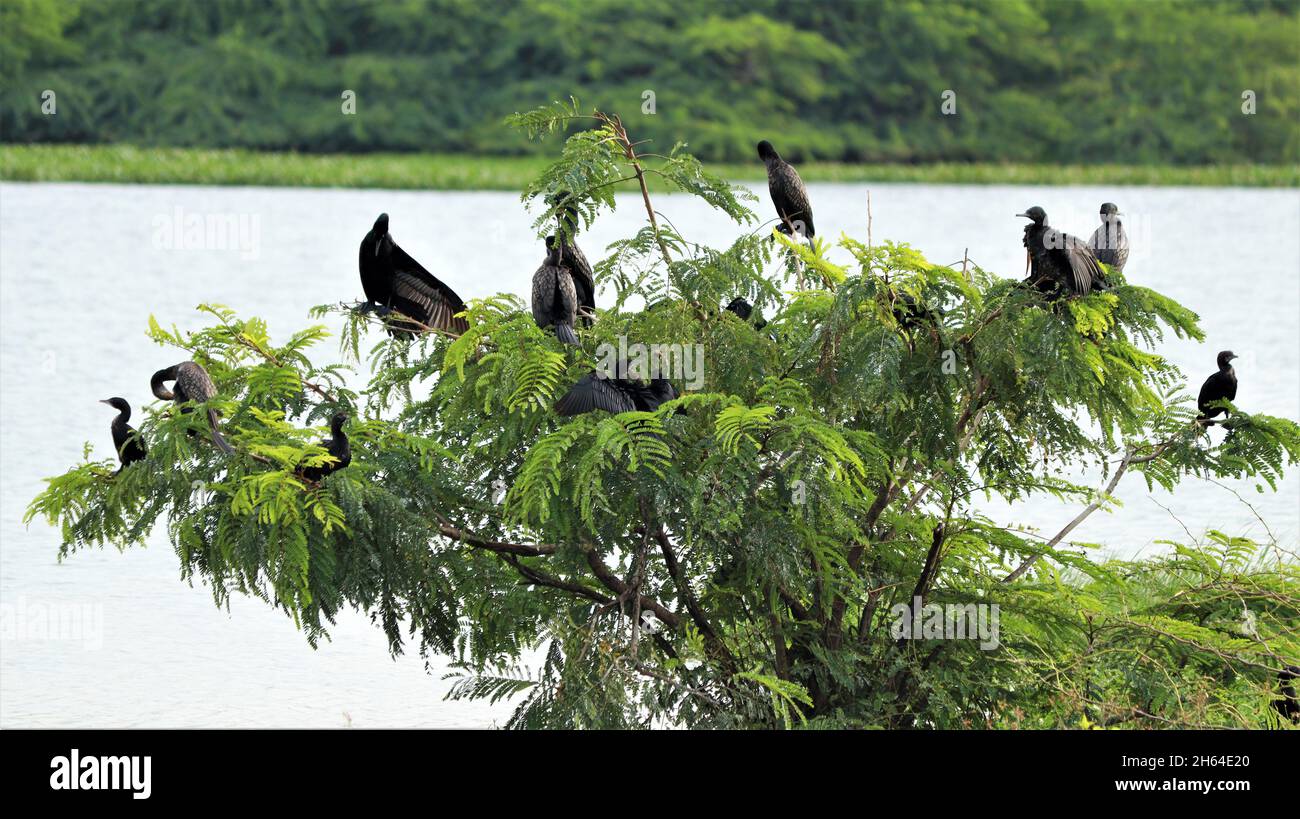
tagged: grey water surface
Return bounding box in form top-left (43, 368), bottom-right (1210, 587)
top-left (2, 181), bottom-right (1296, 727)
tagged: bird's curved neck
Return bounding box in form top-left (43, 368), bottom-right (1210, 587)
top-left (150, 366), bottom-right (178, 400)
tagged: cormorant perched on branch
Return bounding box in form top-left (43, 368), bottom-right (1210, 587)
top-left (1088, 202), bottom-right (1129, 273)
top-left (150, 361), bottom-right (235, 454)
top-left (1274, 665), bottom-right (1300, 724)
top-left (358, 213), bottom-right (469, 337)
top-left (1017, 206), bottom-right (1107, 297)
top-left (890, 292), bottom-right (942, 350)
top-left (1197, 350), bottom-right (1238, 424)
top-left (298, 411), bottom-right (351, 483)
top-left (100, 397), bottom-right (146, 472)
top-left (757, 140), bottom-right (815, 248)
top-left (555, 371), bottom-right (677, 416)
top-left (891, 293), bottom-right (938, 330)
top-left (531, 235), bottom-right (580, 346)
top-left (546, 191), bottom-right (596, 324)
top-left (724, 297), bottom-right (767, 329)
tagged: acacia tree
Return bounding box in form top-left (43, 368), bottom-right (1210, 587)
top-left (28, 101), bottom-right (1300, 729)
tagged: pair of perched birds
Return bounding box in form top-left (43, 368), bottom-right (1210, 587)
top-left (356, 194), bottom-right (598, 347)
top-left (101, 361), bottom-right (231, 473)
top-left (357, 197), bottom-right (598, 351)
top-left (1016, 203), bottom-right (1129, 297)
top-left (102, 361), bottom-right (350, 483)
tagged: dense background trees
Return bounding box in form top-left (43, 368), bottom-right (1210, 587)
top-left (3, 0), bottom-right (1297, 164)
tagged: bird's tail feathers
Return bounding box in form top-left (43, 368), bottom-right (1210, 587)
top-left (554, 323), bottom-right (580, 347)
top-left (208, 408), bottom-right (235, 454)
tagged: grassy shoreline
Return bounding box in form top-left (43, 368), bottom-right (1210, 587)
top-left (3, 144), bottom-right (1297, 190)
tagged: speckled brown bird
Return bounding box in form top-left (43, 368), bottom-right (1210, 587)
top-left (531, 235), bottom-right (580, 346)
top-left (150, 361), bottom-right (234, 453)
top-left (758, 140), bottom-right (815, 248)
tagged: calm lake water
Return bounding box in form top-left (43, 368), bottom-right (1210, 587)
top-left (2, 181), bottom-right (1297, 727)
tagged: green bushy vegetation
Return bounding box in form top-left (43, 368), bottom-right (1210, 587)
top-left (3, 0), bottom-right (1297, 165)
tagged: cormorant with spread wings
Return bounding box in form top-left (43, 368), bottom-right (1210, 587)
top-left (1017, 206), bottom-right (1107, 297)
top-left (359, 213), bottom-right (469, 338)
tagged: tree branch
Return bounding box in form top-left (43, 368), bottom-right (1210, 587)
top-left (597, 111), bottom-right (672, 268)
top-left (438, 520), bottom-right (558, 557)
top-left (653, 526), bottom-right (718, 641)
top-left (583, 544), bottom-right (681, 628)
top-left (1001, 428), bottom-right (1190, 583)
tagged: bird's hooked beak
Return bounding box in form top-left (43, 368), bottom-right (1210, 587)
top-left (1015, 212), bottom-right (1029, 218)
top-left (1229, 353), bottom-right (1239, 361)
top-left (99, 399), bottom-right (112, 406)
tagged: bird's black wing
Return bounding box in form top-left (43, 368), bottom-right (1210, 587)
top-left (555, 373), bottom-right (637, 416)
top-left (767, 163), bottom-right (815, 237)
top-left (387, 240), bottom-right (469, 334)
top-left (560, 238), bottom-right (595, 319)
top-left (724, 297), bottom-right (753, 320)
top-left (1109, 226), bottom-right (1130, 272)
top-left (531, 264), bottom-right (558, 328)
top-left (1089, 223), bottom-right (1130, 272)
top-left (1198, 372), bottom-right (1234, 416)
top-left (114, 424), bottom-right (147, 465)
top-left (1047, 228), bottom-right (1104, 294)
top-left (1197, 374), bottom-right (1216, 413)
top-left (175, 362), bottom-right (218, 403)
top-left (531, 263), bottom-right (579, 345)
top-left (634, 379), bottom-right (678, 412)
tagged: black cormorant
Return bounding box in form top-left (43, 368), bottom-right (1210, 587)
top-left (1088, 202), bottom-right (1129, 273)
top-left (298, 411), bottom-right (351, 483)
top-left (1197, 350), bottom-right (1238, 423)
top-left (546, 191), bottom-right (596, 324)
top-left (358, 213), bottom-right (470, 337)
top-left (555, 372), bottom-right (678, 416)
top-left (724, 297), bottom-right (768, 329)
top-left (891, 293), bottom-right (937, 331)
top-left (1274, 665), bottom-right (1300, 724)
top-left (757, 140), bottom-right (815, 248)
top-left (1017, 206), bottom-right (1107, 297)
top-left (150, 361), bottom-right (235, 453)
top-left (531, 235), bottom-right (580, 346)
top-left (890, 292), bottom-right (943, 350)
top-left (100, 397), bottom-right (146, 472)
